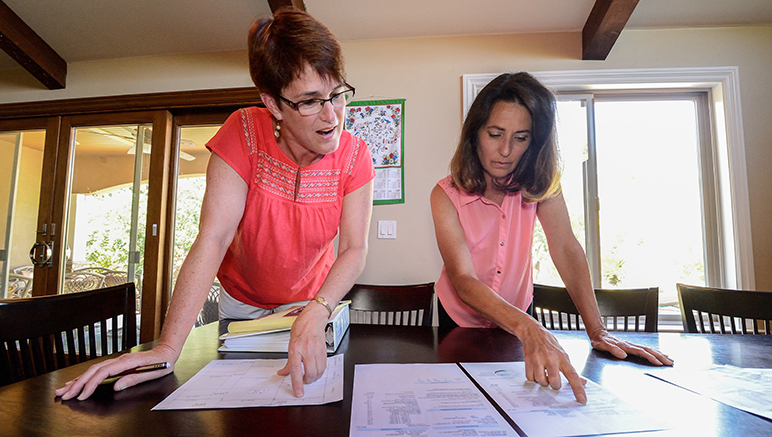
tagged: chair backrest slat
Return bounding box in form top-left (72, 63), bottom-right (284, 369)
top-left (88, 322), bottom-right (97, 358)
top-left (5, 341), bottom-right (21, 382)
top-left (53, 332), bottom-right (67, 369)
top-left (343, 283), bottom-right (435, 327)
top-left (0, 283), bottom-right (137, 386)
top-left (77, 326), bottom-right (88, 361)
top-left (533, 284), bottom-right (659, 332)
top-left (18, 340), bottom-right (33, 380)
top-left (0, 345), bottom-right (12, 383)
top-left (678, 283), bottom-right (772, 334)
top-left (65, 330), bottom-right (77, 366)
top-left (42, 335), bottom-right (56, 373)
top-left (29, 338), bottom-right (45, 375)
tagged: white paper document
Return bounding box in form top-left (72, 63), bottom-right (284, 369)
top-left (152, 355), bottom-right (343, 410)
top-left (647, 364), bottom-right (772, 420)
top-left (461, 362), bottom-right (669, 437)
top-left (350, 363), bottom-right (517, 436)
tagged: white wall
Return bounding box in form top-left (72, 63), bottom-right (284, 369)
top-left (0, 50), bottom-right (252, 103)
top-left (1, 25), bottom-right (771, 290)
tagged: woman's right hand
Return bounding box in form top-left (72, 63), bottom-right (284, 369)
top-left (517, 320), bottom-right (587, 404)
top-left (54, 343), bottom-right (178, 401)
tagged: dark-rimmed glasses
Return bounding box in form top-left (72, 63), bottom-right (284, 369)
top-left (279, 84), bottom-right (355, 116)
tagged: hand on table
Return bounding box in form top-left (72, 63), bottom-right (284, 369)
top-left (588, 329), bottom-right (674, 366)
top-left (277, 302), bottom-right (330, 397)
top-left (54, 344), bottom-right (177, 401)
top-left (519, 321), bottom-right (588, 404)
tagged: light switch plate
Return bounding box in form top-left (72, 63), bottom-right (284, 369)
top-left (377, 220), bottom-right (397, 239)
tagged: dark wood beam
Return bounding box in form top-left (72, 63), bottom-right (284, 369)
top-left (267, 0), bottom-right (306, 14)
top-left (0, 87), bottom-right (263, 120)
top-left (0, 0), bottom-right (67, 89)
top-left (582, 0), bottom-right (639, 61)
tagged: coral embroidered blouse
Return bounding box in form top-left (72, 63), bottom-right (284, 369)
top-left (435, 176), bottom-right (538, 327)
top-left (206, 107), bottom-right (375, 309)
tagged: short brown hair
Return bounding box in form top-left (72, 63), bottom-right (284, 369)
top-left (248, 9), bottom-right (345, 100)
top-left (450, 72), bottom-right (561, 203)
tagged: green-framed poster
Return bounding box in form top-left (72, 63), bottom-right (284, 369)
top-left (344, 99), bottom-right (405, 205)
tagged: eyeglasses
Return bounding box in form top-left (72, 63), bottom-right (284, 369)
top-left (279, 84), bottom-right (355, 116)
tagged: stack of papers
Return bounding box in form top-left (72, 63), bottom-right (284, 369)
top-left (219, 300), bottom-right (350, 354)
top-left (350, 362), bottom-right (670, 437)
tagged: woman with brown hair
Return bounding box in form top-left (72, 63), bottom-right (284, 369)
top-left (57, 9), bottom-right (374, 400)
top-left (431, 72), bottom-right (671, 403)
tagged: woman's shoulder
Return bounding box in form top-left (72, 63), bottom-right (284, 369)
top-left (215, 107), bottom-right (271, 141)
top-left (437, 175), bottom-right (455, 190)
top-left (233, 106), bottom-right (272, 125)
top-left (438, 175), bottom-right (470, 200)
top-left (434, 176), bottom-right (464, 204)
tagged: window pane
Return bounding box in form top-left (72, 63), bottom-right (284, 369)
top-left (1, 131), bottom-right (44, 298)
top-left (64, 125), bottom-right (150, 317)
top-left (172, 125), bottom-right (220, 325)
top-left (533, 100), bottom-right (588, 286)
top-left (595, 100), bottom-right (705, 305)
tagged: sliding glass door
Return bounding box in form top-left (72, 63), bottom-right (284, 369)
top-left (59, 124), bottom-right (151, 315)
top-left (59, 112), bottom-right (172, 341)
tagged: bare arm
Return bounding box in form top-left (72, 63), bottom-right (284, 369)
top-left (278, 180), bottom-right (374, 397)
top-left (156, 153), bottom-right (247, 354)
top-left (536, 194), bottom-right (605, 335)
top-left (56, 153), bottom-right (247, 400)
top-left (538, 193), bottom-right (672, 366)
top-left (430, 185), bottom-right (587, 403)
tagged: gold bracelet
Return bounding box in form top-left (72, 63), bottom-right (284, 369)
top-left (312, 296), bottom-right (333, 318)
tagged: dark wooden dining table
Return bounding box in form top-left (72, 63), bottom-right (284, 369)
top-left (1, 322), bottom-right (771, 436)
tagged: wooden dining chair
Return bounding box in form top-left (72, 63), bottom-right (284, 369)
top-left (532, 283), bottom-right (659, 332)
top-left (677, 283), bottom-right (772, 334)
top-left (343, 283), bottom-right (435, 326)
top-left (0, 283), bottom-right (137, 386)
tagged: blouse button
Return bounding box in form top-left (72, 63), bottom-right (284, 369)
top-left (497, 270), bottom-right (502, 274)
top-left (500, 241), bottom-right (505, 246)
top-left (501, 214), bottom-right (506, 219)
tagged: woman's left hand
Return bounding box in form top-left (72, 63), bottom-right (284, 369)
top-left (588, 329), bottom-right (674, 366)
top-left (277, 302), bottom-right (330, 397)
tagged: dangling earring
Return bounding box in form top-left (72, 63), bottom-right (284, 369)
top-left (274, 120), bottom-right (281, 139)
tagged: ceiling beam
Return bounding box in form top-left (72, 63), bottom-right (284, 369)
top-left (267, 0), bottom-right (306, 14)
top-left (582, 0), bottom-right (639, 61)
top-left (0, 0), bottom-right (67, 89)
